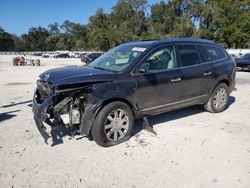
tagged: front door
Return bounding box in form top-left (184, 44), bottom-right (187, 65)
top-left (133, 45), bottom-right (184, 113)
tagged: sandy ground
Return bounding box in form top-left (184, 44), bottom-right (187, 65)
top-left (0, 55), bottom-right (249, 188)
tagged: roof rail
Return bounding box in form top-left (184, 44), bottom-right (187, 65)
top-left (159, 38), bottom-right (214, 43)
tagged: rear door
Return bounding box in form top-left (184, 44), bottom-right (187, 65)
top-left (175, 44), bottom-right (214, 102)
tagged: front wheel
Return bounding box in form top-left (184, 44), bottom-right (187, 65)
top-left (92, 102), bottom-right (134, 147)
top-left (204, 83), bottom-right (229, 113)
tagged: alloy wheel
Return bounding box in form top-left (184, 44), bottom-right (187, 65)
top-left (213, 88), bottom-right (227, 109)
top-left (104, 109), bottom-right (129, 142)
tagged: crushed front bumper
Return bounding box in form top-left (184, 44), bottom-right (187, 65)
top-left (32, 88), bottom-right (97, 142)
top-left (32, 90), bottom-right (55, 143)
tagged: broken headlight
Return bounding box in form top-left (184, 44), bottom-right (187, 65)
top-left (37, 80), bottom-right (53, 96)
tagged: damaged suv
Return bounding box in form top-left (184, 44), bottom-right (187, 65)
top-left (33, 38), bottom-right (236, 147)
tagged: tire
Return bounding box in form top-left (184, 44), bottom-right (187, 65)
top-left (92, 102), bottom-right (134, 147)
top-left (204, 83), bottom-right (229, 113)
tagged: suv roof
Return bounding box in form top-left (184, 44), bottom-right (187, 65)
top-left (124, 38), bottom-right (216, 48)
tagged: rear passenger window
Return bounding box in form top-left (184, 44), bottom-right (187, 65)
top-left (176, 45), bottom-right (200, 67)
top-left (201, 45), bottom-right (226, 61)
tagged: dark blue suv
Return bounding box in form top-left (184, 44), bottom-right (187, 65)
top-left (33, 38), bottom-right (236, 146)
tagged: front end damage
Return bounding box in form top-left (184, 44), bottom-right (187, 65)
top-left (32, 79), bottom-right (96, 143)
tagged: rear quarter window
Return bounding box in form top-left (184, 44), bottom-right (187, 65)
top-left (200, 45), bottom-right (226, 61)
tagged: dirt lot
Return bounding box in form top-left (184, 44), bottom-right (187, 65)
top-left (0, 55), bottom-right (249, 188)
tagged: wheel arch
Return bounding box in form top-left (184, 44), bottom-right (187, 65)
top-left (96, 97), bottom-right (138, 118)
top-left (212, 78), bottom-right (230, 93)
top-left (218, 79), bottom-right (230, 87)
top-left (204, 78), bottom-right (230, 113)
top-left (84, 97), bottom-right (137, 137)
top-left (206, 78), bottom-right (230, 103)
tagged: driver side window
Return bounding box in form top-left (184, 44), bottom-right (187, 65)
top-left (141, 46), bottom-right (176, 73)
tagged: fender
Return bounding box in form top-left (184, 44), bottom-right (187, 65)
top-left (79, 79), bottom-right (138, 135)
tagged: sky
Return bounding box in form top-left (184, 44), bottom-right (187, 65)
top-left (0, 0), bottom-right (160, 36)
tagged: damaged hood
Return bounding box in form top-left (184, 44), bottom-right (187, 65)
top-left (39, 66), bottom-right (116, 87)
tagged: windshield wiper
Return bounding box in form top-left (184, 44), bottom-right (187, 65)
top-left (92, 66), bottom-right (107, 71)
top-left (92, 66), bottom-right (114, 72)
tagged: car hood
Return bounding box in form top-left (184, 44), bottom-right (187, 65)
top-left (39, 66), bottom-right (116, 87)
top-left (236, 59), bottom-right (250, 64)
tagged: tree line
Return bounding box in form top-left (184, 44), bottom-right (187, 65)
top-left (0, 0), bottom-right (249, 52)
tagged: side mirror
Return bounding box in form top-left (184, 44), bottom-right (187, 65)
top-left (138, 68), bottom-right (146, 73)
top-left (138, 63), bottom-right (149, 73)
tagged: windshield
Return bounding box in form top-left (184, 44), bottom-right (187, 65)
top-left (88, 44), bottom-right (147, 72)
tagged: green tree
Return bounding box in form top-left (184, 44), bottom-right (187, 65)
top-left (87, 8), bottom-right (111, 51)
top-left (196, 0), bottom-right (250, 48)
top-left (1, 0), bottom-right (249, 51)
top-left (46, 22), bottom-right (61, 50)
top-left (71, 23), bottom-right (88, 50)
top-left (148, 0), bottom-right (196, 38)
top-left (21, 27), bottom-right (49, 51)
top-left (0, 27), bottom-right (15, 51)
top-left (59, 20), bottom-right (76, 50)
top-left (110, 0), bottom-right (147, 38)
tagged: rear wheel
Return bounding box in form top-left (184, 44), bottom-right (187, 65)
top-left (204, 83), bottom-right (229, 113)
top-left (92, 102), bottom-right (134, 147)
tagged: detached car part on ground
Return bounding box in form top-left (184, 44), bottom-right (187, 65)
top-left (33, 38), bottom-right (236, 147)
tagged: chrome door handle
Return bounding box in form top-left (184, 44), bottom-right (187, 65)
top-left (171, 78), bottom-right (181, 82)
top-left (203, 72), bottom-right (212, 76)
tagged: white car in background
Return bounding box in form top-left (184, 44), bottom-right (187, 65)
top-left (68, 52), bottom-right (77, 58)
top-left (42, 52), bottom-right (59, 58)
